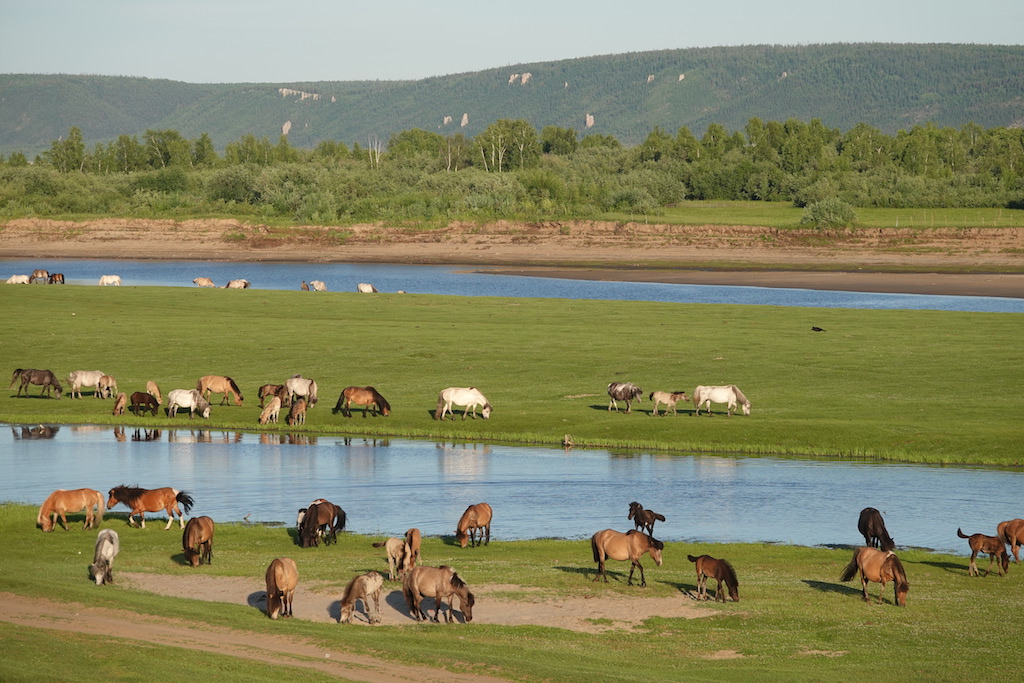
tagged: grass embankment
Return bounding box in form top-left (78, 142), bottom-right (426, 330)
top-left (0, 285), bottom-right (1020, 465)
top-left (1, 503), bottom-right (1021, 681)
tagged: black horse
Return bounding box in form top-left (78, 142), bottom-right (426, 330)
top-left (628, 501), bottom-right (666, 535)
top-left (607, 382), bottom-right (643, 413)
top-left (10, 369), bottom-right (63, 399)
top-left (858, 507), bottom-right (895, 551)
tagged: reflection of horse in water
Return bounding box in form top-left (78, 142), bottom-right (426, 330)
top-left (37, 488), bottom-right (105, 531)
top-left (340, 571), bottom-right (384, 624)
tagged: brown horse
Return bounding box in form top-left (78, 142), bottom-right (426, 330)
top-left (839, 547), bottom-right (909, 606)
top-left (628, 501), bottom-right (666, 535)
top-left (10, 368), bottom-right (62, 399)
top-left (687, 554), bottom-right (740, 602)
top-left (957, 528), bottom-right (1010, 577)
top-left (858, 507), bottom-right (895, 551)
top-left (48, 272), bottom-right (65, 285)
top-left (146, 381), bottom-right (163, 405)
top-left (107, 485), bottom-right (194, 529)
top-left (196, 375), bottom-right (244, 406)
top-left (591, 529), bottom-right (664, 587)
top-left (258, 384), bottom-right (289, 408)
top-left (182, 516), bottom-right (215, 567)
top-left (372, 537), bottom-right (413, 580)
top-left (340, 571), bottom-right (384, 624)
top-left (998, 519), bottom-right (1024, 562)
top-left (298, 499), bottom-right (347, 548)
top-left (265, 557), bottom-right (298, 619)
top-left (402, 565), bottom-right (475, 623)
top-left (130, 391), bottom-right (160, 416)
top-left (285, 398), bottom-right (307, 426)
top-left (455, 503), bottom-right (492, 548)
top-left (37, 488), bottom-right (105, 531)
top-left (405, 528), bottom-right (422, 566)
top-left (334, 386), bottom-right (391, 417)
top-left (112, 392), bottom-right (127, 416)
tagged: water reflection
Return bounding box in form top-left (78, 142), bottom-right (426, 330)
top-left (10, 424), bottom-right (60, 439)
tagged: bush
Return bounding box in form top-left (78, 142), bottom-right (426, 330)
top-left (799, 198), bottom-right (857, 229)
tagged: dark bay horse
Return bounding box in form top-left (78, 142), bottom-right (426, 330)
top-left (591, 529), bottom-right (664, 587)
top-left (298, 499), bottom-right (346, 548)
top-left (688, 554), bottom-right (740, 602)
top-left (607, 382), bottom-right (642, 413)
top-left (37, 488), bottom-right (105, 531)
top-left (998, 519), bottom-right (1024, 562)
top-left (334, 386), bottom-right (391, 417)
top-left (265, 557), bottom-right (298, 619)
top-left (456, 503), bottom-right (492, 548)
top-left (48, 272), bottom-right (64, 284)
top-left (10, 369), bottom-right (62, 399)
top-left (840, 547), bottom-right (909, 606)
top-left (628, 501), bottom-right (666, 535)
top-left (107, 485), bottom-right (194, 530)
top-left (182, 516), bottom-right (215, 567)
top-left (958, 527), bottom-right (1010, 577)
top-left (130, 391), bottom-right (160, 416)
top-left (340, 571), bottom-right (384, 624)
top-left (196, 375), bottom-right (244, 406)
top-left (858, 507), bottom-right (895, 551)
top-left (402, 565), bottom-right (475, 623)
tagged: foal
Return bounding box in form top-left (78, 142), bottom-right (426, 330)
top-left (957, 528), bottom-right (1010, 577)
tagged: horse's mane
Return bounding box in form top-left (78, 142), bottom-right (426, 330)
top-left (36, 491), bottom-right (56, 524)
top-left (340, 574), bottom-right (362, 606)
top-left (450, 572), bottom-right (468, 590)
top-left (227, 376), bottom-right (241, 394)
top-left (731, 385), bottom-right (749, 405)
top-left (111, 485), bottom-right (146, 505)
top-left (885, 553), bottom-right (909, 587)
top-left (719, 559), bottom-right (739, 589)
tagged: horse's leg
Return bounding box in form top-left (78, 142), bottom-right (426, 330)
top-left (484, 523), bottom-right (490, 546)
top-left (594, 555), bottom-right (607, 583)
top-left (371, 588), bottom-right (381, 624)
top-left (860, 576), bottom-right (870, 601)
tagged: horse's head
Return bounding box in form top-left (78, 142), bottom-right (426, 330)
top-left (741, 401), bottom-right (751, 416)
top-left (648, 537), bottom-right (665, 566)
top-left (460, 590), bottom-right (475, 622)
top-left (456, 529), bottom-right (469, 548)
top-left (481, 403), bottom-right (492, 419)
top-left (38, 515), bottom-right (53, 532)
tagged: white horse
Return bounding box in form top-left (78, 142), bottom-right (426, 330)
top-left (285, 376), bottom-right (318, 406)
top-left (224, 279), bottom-right (249, 289)
top-left (90, 529), bottom-right (120, 585)
top-left (98, 275), bottom-right (122, 286)
top-left (167, 389), bottom-right (212, 419)
top-left (356, 282), bottom-right (378, 293)
top-left (192, 277), bottom-right (215, 287)
top-left (434, 387), bottom-right (492, 420)
top-left (6, 274), bottom-right (30, 284)
top-left (259, 396), bottom-right (281, 424)
top-left (310, 280), bottom-right (327, 291)
top-left (693, 385), bottom-right (751, 416)
top-left (67, 370), bottom-right (107, 399)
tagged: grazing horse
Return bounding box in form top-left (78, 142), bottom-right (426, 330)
top-left (107, 485), bottom-right (194, 529)
top-left (285, 376), bottom-right (318, 407)
top-left (196, 375), bottom-right (244, 406)
top-left (11, 369), bottom-right (63, 399)
top-left (456, 503), bottom-right (492, 548)
top-left (182, 516), bottom-right (215, 567)
top-left (286, 398), bottom-right (307, 426)
top-left (628, 502), bottom-right (666, 535)
top-left (373, 537), bottom-right (413, 580)
top-left (310, 280), bottom-right (327, 291)
top-left (607, 382), bottom-right (643, 413)
top-left (340, 571), bottom-right (384, 624)
top-left (112, 392), bottom-right (127, 416)
top-left (225, 278), bottom-right (249, 289)
top-left (839, 547), bottom-right (909, 606)
top-left (300, 281), bottom-right (309, 291)
top-left (650, 390), bottom-right (688, 416)
top-left (90, 529), bottom-right (120, 585)
top-left (259, 396), bottom-right (282, 424)
top-left (192, 277), bottom-right (215, 287)
top-left (37, 488), bottom-right (105, 531)
top-left (48, 273), bottom-right (65, 285)
top-left (298, 500), bottom-right (346, 548)
top-left (693, 385), bottom-right (751, 416)
top-left (402, 565), bottom-right (475, 623)
top-left (265, 558), bottom-right (298, 619)
top-left (166, 389), bottom-right (211, 419)
top-left (356, 282), bottom-right (378, 293)
top-left (130, 391), bottom-right (160, 416)
top-left (688, 554), bottom-right (740, 602)
top-left (146, 381), bottom-right (163, 405)
top-left (6, 274), bottom-right (30, 284)
top-left (98, 275), bottom-right (122, 286)
top-left (957, 528), bottom-right (1010, 577)
top-left (405, 528), bottom-right (422, 566)
top-left (591, 529), bottom-right (664, 587)
top-left (998, 519), bottom-right (1024, 562)
top-left (67, 370), bottom-right (107, 399)
top-left (858, 507), bottom-right (895, 551)
top-left (98, 374), bottom-right (118, 399)
top-left (435, 387), bottom-right (492, 420)
top-left (31, 269), bottom-right (50, 284)
top-left (258, 384), bottom-right (287, 408)
top-left (334, 386), bottom-right (391, 417)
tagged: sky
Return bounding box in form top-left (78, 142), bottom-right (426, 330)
top-left (2, 0), bottom-right (1022, 83)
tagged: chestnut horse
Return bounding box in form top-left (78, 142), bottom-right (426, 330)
top-left (858, 507), bottom-right (895, 551)
top-left (107, 485), bottom-right (194, 529)
top-left (402, 565), bottom-right (475, 623)
top-left (298, 499), bottom-right (346, 548)
top-left (340, 571), bottom-right (384, 624)
top-left (839, 547), bottom-right (909, 606)
top-left (957, 527), bottom-right (1010, 577)
top-left (37, 488), bottom-right (105, 531)
top-left (182, 516), bottom-right (215, 567)
top-left (998, 519), bottom-right (1024, 562)
top-left (265, 557), bottom-right (298, 619)
top-left (334, 386), bottom-right (391, 417)
top-left (688, 554), bottom-right (740, 602)
top-left (405, 528), bottom-right (422, 566)
top-left (285, 398), bottom-right (306, 426)
top-left (591, 529), bottom-right (664, 587)
top-left (628, 501), bottom-right (666, 535)
top-left (196, 375), bottom-right (244, 406)
top-left (372, 537), bottom-right (413, 580)
top-left (455, 503), bottom-right (492, 548)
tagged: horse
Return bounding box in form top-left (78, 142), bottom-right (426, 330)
top-left (67, 370), bottom-right (107, 399)
top-left (839, 547), bottom-right (909, 606)
top-left (455, 503), bottom-right (492, 548)
top-left (300, 280), bottom-right (309, 291)
top-left (196, 375), bottom-right (243, 406)
top-left (182, 516), bottom-right (215, 567)
top-left (31, 269), bottom-right (49, 284)
top-left (225, 278), bottom-right (249, 289)
top-left (692, 385), bottom-right (751, 416)
top-left (112, 392), bottom-right (127, 416)
top-left (37, 488), bottom-right (105, 531)
top-left (373, 537), bottom-right (413, 580)
top-left (998, 519), bottom-right (1024, 562)
top-left (435, 387), bottom-right (492, 420)
top-left (98, 374), bottom-right (118, 399)
top-left (298, 500), bottom-right (346, 548)
top-left (98, 275), bottom-right (122, 286)
top-left (591, 529), bottom-right (664, 587)
top-left (6, 274), bottom-right (30, 284)
top-left (286, 398), bottom-right (307, 425)
top-left (405, 528), bottom-right (422, 566)
top-left (166, 389), bottom-right (211, 419)
top-left (310, 280), bottom-right (327, 291)
top-left (90, 529), bottom-right (120, 586)
top-left (334, 386), bottom-right (391, 417)
top-left (628, 502), bottom-right (666, 535)
top-left (130, 391), bottom-right (160, 416)
top-left (688, 554), bottom-right (740, 602)
top-left (48, 273), bottom-right (65, 285)
top-left (957, 527), bottom-right (1010, 577)
top-left (607, 382), bottom-right (642, 413)
top-left (402, 565), bottom-right (475, 623)
top-left (106, 485), bottom-right (194, 530)
top-left (192, 277), bottom-right (215, 287)
top-left (265, 557), bottom-right (298, 619)
top-left (285, 376), bottom-right (318, 407)
top-left (258, 384), bottom-right (288, 408)
top-left (858, 507), bottom-right (895, 551)
top-left (146, 381), bottom-right (163, 405)
top-left (650, 390), bottom-right (688, 416)
top-left (340, 571), bottom-right (384, 624)
top-left (259, 396), bottom-right (282, 424)
top-left (11, 369), bottom-right (63, 399)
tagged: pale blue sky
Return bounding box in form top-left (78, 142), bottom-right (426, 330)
top-left (2, 0), bottom-right (1022, 83)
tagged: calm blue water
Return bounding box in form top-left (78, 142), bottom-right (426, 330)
top-left (5, 425), bottom-right (1021, 555)
top-left (3, 257), bottom-right (1022, 312)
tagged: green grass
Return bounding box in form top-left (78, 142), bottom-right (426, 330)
top-left (1, 285), bottom-right (1020, 465)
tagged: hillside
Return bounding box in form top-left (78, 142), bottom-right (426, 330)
top-left (2, 43), bottom-right (1023, 156)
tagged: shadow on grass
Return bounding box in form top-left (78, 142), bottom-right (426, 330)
top-left (802, 579), bottom-right (862, 596)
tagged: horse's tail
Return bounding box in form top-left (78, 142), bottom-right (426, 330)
top-left (653, 512), bottom-right (666, 522)
top-left (336, 507), bottom-right (347, 532)
top-left (998, 522), bottom-right (1011, 545)
top-left (957, 528), bottom-right (970, 539)
top-left (9, 369), bottom-right (24, 389)
top-left (434, 392), bottom-right (445, 420)
top-left (687, 554), bottom-right (700, 564)
top-left (839, 552), bottom-right (860, 582)
top-left (591, 535), bottom-right (601, 563)
top-left (95, 490), bottom-right (106, 524)
top-left (177, 491), bottom-right (195, 515)
top-left (372, 541), bottom-right (387, 548)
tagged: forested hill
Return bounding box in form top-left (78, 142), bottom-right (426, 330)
top-left (2, 43), bottom-right (1023, 155)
